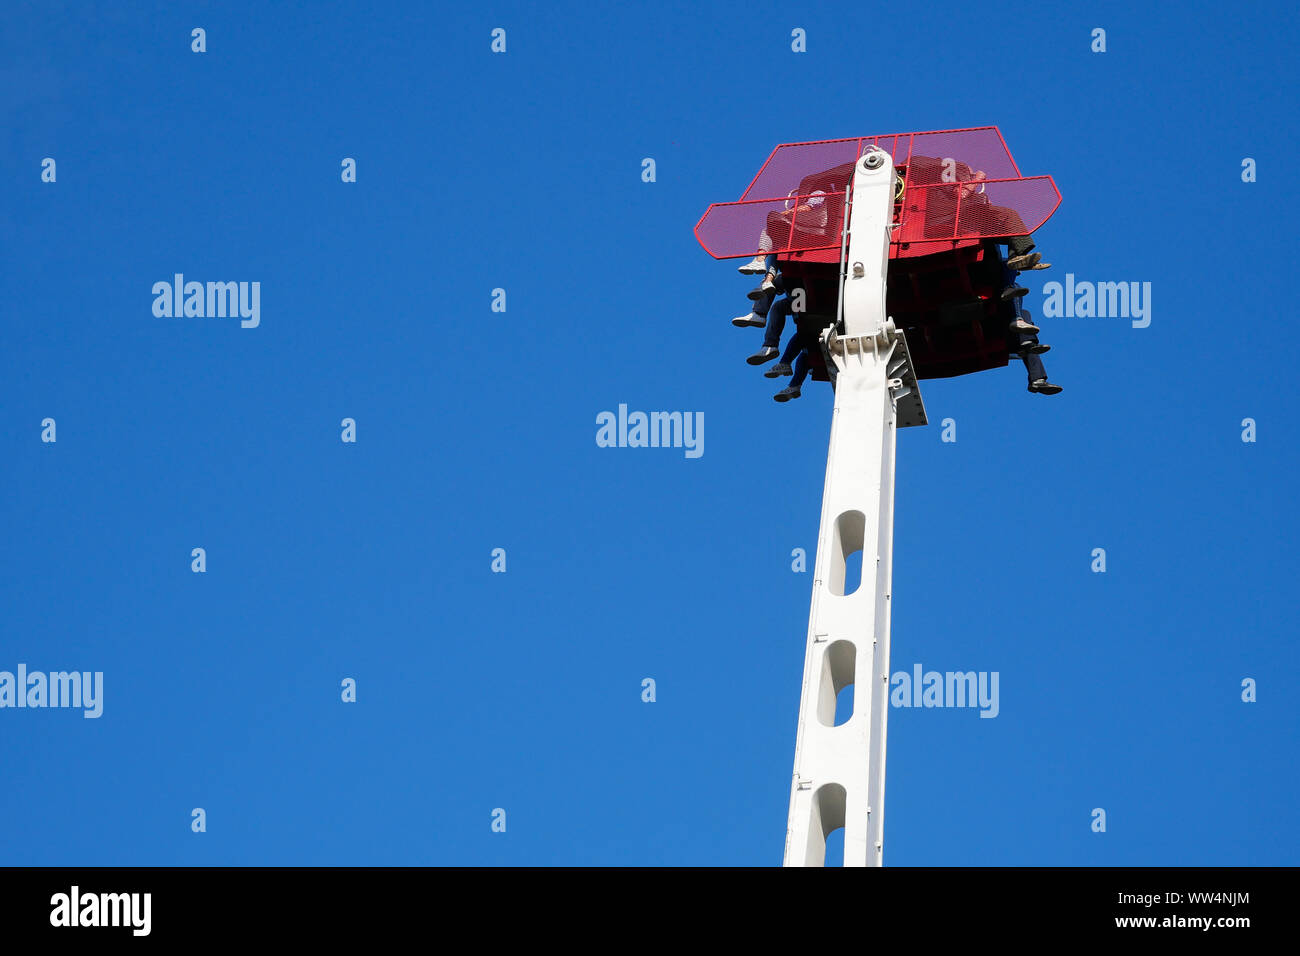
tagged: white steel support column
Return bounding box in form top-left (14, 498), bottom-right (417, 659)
top-left (783, 148), bottom-right (923, 867)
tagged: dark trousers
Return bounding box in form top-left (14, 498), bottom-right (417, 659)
top-left (1020, 346), bottom-right (1047, 383)
top-left (1004, 259), bottom-right (1047, 382)
top-left (790, 347), bottom-right (812, 387)
top-left (752, 274), bottom-right (788, 320)
top-left (780, 331), bottom-right (802, 365)
top-left (788, 311), bottom-right (825, 388)
top-left (762, 296), bottom-right (795, 350)
top-left (1007, 234), bottom-right (1035, 256)
top-left (771, 326), bottom-right (812, 386)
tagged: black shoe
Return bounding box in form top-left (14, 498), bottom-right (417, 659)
top-left (1001, 285), bottom-right (1029, 302)
top-left (1028, 378), bottom-right (1063, 395)
top-left (1019, 343), bottom-right (1051, 356)
top-left (1009, 318), bottom-right (1040, 334)
top-left (774, 385), bottom-right (802, 402)
top-left (747, 273), bottom-right (777, 301)
top-left (747, 346), bottom-right (779, 366)
top-left (764, 362), bottom-right (793, 379)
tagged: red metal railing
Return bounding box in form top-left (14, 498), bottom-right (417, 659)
top-left (698, 126), bottom-right (1059, 261)
top-left (695, 176), bottom-right (1060, 260)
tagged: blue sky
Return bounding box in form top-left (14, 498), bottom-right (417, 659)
top-left (1, 0), bottom-right (1296, 865)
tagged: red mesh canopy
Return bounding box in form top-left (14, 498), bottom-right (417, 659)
top-left (696, 127), bottom-right (1059, 260)
top-left (694, 191), bottom-right (848, 259)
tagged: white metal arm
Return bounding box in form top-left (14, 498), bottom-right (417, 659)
top-left (783, 149), bottom-right (924, 867)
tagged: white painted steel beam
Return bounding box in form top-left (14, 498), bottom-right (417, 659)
top-left (783, 148), bottom-right (923, 867)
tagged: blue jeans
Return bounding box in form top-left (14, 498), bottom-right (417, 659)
top-left (784, 320), bottom-right (816, 387)
top-left (780, 331), bottom-right (802, 366)
top-left (790, 347), bottom-right (812, 388)
top-left (1020, 344), bottom-right (1046, 382)
top-left (762, 295), bottom-right (794, 349)
top-left (753, 273), bottom-right (787, 320)
top-left (1004, 258), bottom-right (1047, 382)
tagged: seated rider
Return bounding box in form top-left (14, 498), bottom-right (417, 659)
top-left (907, 156), bottom-right (1052, 300)
top-left (732, 270), bottom-right (786, 330)
top-left (763, 324), bottom-right (803, 382)
top-left (772, 308), bottom-right (832, 403)
top-left (736, 276), bottom-right (801, 374)
top-left (736, 190), bottom-right (829, 299)
top-left (957, 168), bottom-right (1051, 300)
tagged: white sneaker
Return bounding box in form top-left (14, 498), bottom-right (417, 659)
top-left (732, 312), bottom-right (765, 328)
top-left (738, 256), bottom-right (767, 274)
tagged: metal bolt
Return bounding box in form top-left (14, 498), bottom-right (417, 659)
top-left (863, 152), bottom-right (885, 170)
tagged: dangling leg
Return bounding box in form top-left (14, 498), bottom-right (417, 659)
top-left (739, 229), bottom-right (774, 274)
top-left (1021, 335), bottom-right (1062, 395)
top-left (774, 346), bottom-right (810, 402)
top-left (749, 292), bottom-right (792, 365)
top-left (1002, 219), bottom-right (1050, 272)
top-left (734, 273), bottom-right (786, 329)
top-left (1001, 250), bottom-right (1029, 303)
top-left (1005, 258), bottom-right (1038, 332)
top-left (765, 325), bottom-right (802, 378)
top-left (749, 259), bottom-right (780, 300)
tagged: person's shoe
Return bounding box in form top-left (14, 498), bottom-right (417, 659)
top-left (1028, 378), bottom-right (1063, 395)
top-left (1023, 260), bottom-right (1051, 270)
top-left (1006, 252), bottom-right (1040, 270)
top-left (738, 256), bottom-right (768, 274)
top-left (774, 385), bottom-right (802, 402)
top-left (765, 362), bottom-right (793, 378)
top-left (1001, 285), bottom-right (1029, 302)
top-left (1009, 318), bottom-right (1040, 334)
top-left (732, 312), bottom-right (765, 328)
top-left (1019, 342), bottom-right (1051, 355)
top-left (760, 272), bottom-right (777, 293)
top-left (747, 285), bottom-right (768, 301)
top-left (747, 346), bottom-right (780, 365)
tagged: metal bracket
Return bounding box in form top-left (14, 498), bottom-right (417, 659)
top-left (818, 325), bottom-right (928, 429)
top-left (886, 329), bottom-right (928, 429)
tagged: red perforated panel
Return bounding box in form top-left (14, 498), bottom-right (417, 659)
top-left (699, 126), bottom-right (1059, 261)
top-left (740, 128), bottom-right (1021, 201)
top-left (899, 128), bottom-right (1021, 181)
top-left (893, 176), bottom-right (1061, 252)
top-left (741, 139), bottom-right (867, 203)
top-left (694, 191), bottom-right (847, 259)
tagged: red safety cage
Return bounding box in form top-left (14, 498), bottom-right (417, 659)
top-left (694, 127), bottom-right (1061, 262)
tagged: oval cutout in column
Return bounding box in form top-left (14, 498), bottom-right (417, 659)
top-left (817, 640), bottom-right (856, 727)
top-left (829, 510), bottom-right (866, 596)
top-left (802, 783), bottom-right (848, 867)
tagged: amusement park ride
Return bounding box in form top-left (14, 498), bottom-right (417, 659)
top-left (695, 127), bottom-right (1061, 866)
